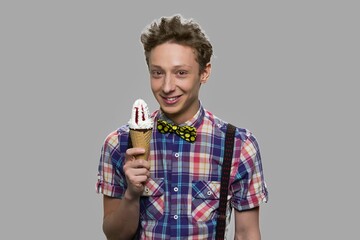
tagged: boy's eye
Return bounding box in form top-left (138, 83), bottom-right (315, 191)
top-left (151, 70), bottom-right (163, 76)
top-left (177, 71), bottom-right (187, 76)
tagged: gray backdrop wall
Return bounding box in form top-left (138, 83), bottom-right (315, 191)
top-left (1, 0), bottom-right (359, 239)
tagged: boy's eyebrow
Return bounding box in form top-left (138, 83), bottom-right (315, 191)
top-left (173, 64), bottom-right (192, 69)
top-left (150, 64), bottom-right (192, 69)
top-left (149, 64), bottom-right (162, 69)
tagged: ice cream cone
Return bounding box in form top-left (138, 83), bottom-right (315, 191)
top-left (128, 98), bottom-right (153, 160)
top-left (130, 129), bottom-right (152, 160)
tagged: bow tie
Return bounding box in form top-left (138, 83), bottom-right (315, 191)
top-left (157, 119), bottom-right (197, 143)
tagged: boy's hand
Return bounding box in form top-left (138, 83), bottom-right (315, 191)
top-left (123, 147), bottom-right (151, 199)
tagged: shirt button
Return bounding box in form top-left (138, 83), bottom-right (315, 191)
top-left (174, 187), bottom-right (179, 192)
top-left (174, 215), bottom-right (178, 220)
top-left (174, 153), bottom-right (179, 158)
top-left (207, 191), bottom-right (212, 196)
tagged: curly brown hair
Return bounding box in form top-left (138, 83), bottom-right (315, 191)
top-left (140, 15), bottom-right (213, 73)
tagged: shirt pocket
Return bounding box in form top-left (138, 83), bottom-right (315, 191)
top-left (140, 178), bottom-right (165, 221)
top-left (192, 180), bottom-right (221, 222)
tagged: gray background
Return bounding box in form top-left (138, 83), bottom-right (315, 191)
top-left (1, 0), bottom-right (359, 239)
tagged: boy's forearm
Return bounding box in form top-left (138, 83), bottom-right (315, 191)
top-left (234, 231), bottom-right (261, 240)
top-left (103, 195), bottom-right (140, 240)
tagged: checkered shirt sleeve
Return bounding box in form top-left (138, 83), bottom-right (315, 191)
top-left (96, 130), bottom-right (126, 198)
top-left (231, 131), bottom-right (268, 211)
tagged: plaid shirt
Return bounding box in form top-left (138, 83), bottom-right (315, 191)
top-left (96, 105), bottom-right (268, 239)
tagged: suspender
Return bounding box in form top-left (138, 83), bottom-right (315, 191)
top-left (216, 123), bottom-right (236, 240)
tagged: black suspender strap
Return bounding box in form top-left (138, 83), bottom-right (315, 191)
top-left (216, 123), bottom-right (236, 240)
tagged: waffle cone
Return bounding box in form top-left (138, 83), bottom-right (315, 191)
top-left (130, 129), bottom-right (152, 160)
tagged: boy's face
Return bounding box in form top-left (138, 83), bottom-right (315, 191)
top-left (149, 42), bottom-right (211, 125)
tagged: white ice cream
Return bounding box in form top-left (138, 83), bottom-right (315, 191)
top-left (128, 99), bottom-right (153, 129)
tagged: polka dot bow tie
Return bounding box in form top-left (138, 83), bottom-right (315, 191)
top-left (157, 119), bottom-right (197, 143)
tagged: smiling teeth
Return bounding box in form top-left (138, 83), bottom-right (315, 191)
top-left (167, 97), bottom-right (177, 101)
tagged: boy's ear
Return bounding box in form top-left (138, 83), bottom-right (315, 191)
top-left (200, 63), bottom-right (211, 83)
